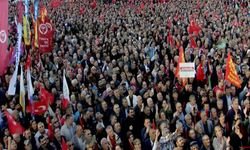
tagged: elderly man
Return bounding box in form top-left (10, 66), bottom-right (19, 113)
top-left (195, 111), bottom-right (214, 137)
top-left (35, 122), bottom-right (48, 148)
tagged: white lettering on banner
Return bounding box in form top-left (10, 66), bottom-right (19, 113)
top-left (0, 30), bottom-right (7, 43)
top-left (180, 63), bottom-right (196, 78)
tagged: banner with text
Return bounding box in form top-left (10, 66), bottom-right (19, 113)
top-left (180, 63), bottom-right (196, 78)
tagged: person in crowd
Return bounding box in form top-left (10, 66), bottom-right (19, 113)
top-left (1, 0), bottom-right (249, 149)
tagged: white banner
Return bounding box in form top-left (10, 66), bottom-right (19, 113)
top-left (180, 63), bottom-right (196, 78)
top-left (7, 62), bottom-right (19, 95)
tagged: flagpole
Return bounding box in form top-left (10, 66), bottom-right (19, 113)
top-left (7, 137), bottom-right (11, 150)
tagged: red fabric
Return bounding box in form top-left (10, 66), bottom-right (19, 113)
top-left (48, 117), bottom-right (54, 140)
top-left (26, 99), bottom-right (49, 115)
top-left (90, 1), bottom-right (97, 9)
top-left (109, 135), bottom-right (116, 148)
top-left (25, 54), bottom-right (31, 71)
top-left (62, 98), bottom-right (69, 110)
top-left (190, 36), bottom-right (197, 49)
top-left (140, 2), bottom-right (145, 10)
top-left (18, 0), bottom-right (24, 24)
top-left (38, 17), bottom-right (54, 53)
top-left (175, 46), bottom-right (184, 78)
top-left (0, 0), bottom-right (9, 76)
top-left (79, 7), bottom-right (85, 15)
top-left (61, 138), bottom-right (68, 150)
top-left (225, 52), bottom-right (242, 88)
top-left (50, 0), bottom-right (62, 8)
top-left (167, 32), bottom-right (174, 47)
top-left (196, 63), bottom-right (205, 81)
top-left (4, 110), bottom-right (24, 134)
top-left (188, 20), bottom-right (201, 35)
top-left (112, 0), bottom-right (116, 4)
top-left (40, 87), bottom-right (54, 105)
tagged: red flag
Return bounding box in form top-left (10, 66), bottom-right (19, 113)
top-left (112, 0), bottom-right (116, 4)
top-left (4, 110), bottom-right (24, 134)
top-left (167, 32), bottom-right (174, 47)
top-left (26, 99), bottom-right (48, 115)
top-left (90, 1), bottom-right (97, 10)
top-left (50, 0), bottom-right (62, 8)
top-left (62, 98), bottom-right (69, 110)
top-left (40, 86), bottom-right (54, 105)
top-left (62, 138), bottom-right (68, 150)
top-left (48, 117), bottom-right (54, 140)
top-left (7, 46), bottom-right (14, 66)
top-left (0, 0), bottom-right (9, 76)
top-left (225, 52), bottom-right (242, 88)
top-left (25, 54), bottom-right (31, 71)
top-left (190, 36), bottom-right (197, 49)
top-left (188, 20), bottom-right (201, 35)
top-left (38, 17), bottom-right (54, 53)
top-left (196, 63), bottom-right (205, 81)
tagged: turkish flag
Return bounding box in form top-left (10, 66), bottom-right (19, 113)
top-left (196, 63), bottom-right (205, 81)
top-left (38, 17), bottom-right (54, 53)
top-left (4, 110), bottom-right (24, 134)
top-left (40, 87), bottom-right (54, 105)
top-left (26, 99), bottom-right (48, 115)
top-left (0, 0), bottom-right (9, 76)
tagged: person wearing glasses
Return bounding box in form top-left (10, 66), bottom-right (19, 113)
top-left (67, 141), bottom-right (74, 150)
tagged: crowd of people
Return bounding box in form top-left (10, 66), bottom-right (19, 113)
top-left (0, 0), bottom-right (250, 150)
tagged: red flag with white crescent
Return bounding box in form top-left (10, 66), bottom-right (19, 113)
top-left (4, 110), bottom-right (25, 134)
top-left (0, 0), bottom-right (9, 76)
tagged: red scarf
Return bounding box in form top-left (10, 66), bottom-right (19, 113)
top-left (109, 135), bottom-right (116, 149)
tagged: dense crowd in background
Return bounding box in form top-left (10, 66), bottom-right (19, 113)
top-left (0, 0), bottom-right (250, 150)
